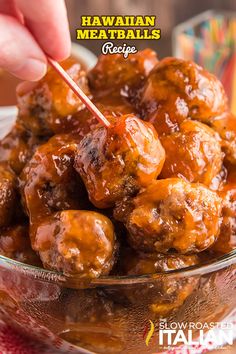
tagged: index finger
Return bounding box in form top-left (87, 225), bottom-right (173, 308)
top-left (16, 0), bottom-right (71, 60)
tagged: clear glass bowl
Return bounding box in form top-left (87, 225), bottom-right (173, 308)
top-left (0, 251), bottom-right (236, 353)
top-left (0, 116), bottom-right (236, 353)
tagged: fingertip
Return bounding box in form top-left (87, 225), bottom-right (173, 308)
top-left (17, 0), bottom-right (72, 62)
top-left (48, 38), bottom-right (71, 61)
top-left (0, 14), bottom-right (48, 81)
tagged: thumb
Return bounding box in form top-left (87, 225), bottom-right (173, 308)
top-left (0, 14), bottom-right (47, 81)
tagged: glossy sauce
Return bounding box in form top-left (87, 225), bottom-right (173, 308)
top-left (0, 50), bottom-right (234, 288)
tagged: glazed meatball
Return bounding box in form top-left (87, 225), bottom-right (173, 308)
top-left (210, 112), bottom-right (236, 165)
top-left (125, 178), bottom-right (222, 254)
top-left (17, 58), bottom-right (91, 136)
top-left (140, 57), bottom-right (228, 135)
top-left (55, 96), bottom-right (135, 136)
top-left (112, 247), bottom-right (199, 316)
top-left (160, 120), bottom-right (224, 186)
top-left (117, 248), bottom-right (199, 275)
top-left (95, 96), bottom-right (137, 117)
top-left (74, 114), bottom-right (165, 208)
top-left (0, 122), bottom-right (44, 175)
top-left (0, 225), bottom-right (41, 266)
top-left (58, 108), bottom-right (100, 138)
top-left (0, 163), bottom-right (18, 228)
top-left (211, 170), bottom-right (236, 254)
top-left (31, 210), bottom-right (116, 277)
top-left (20, 134), bottom-right (87, 222)
top-left (88, 49), bottom-right (158, 99)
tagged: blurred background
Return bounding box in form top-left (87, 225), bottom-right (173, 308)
top-left (66, 0), bottom-right (236, 57)
top-left (60, 0), bottom-right (236, 115)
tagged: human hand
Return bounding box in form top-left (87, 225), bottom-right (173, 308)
top-left (0, 0), bottom-right (71, 81)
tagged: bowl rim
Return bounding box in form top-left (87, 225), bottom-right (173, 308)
top-left (0, 250), bottom-right (235, 287)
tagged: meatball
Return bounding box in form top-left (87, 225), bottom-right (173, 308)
top-left (95, 96), bottom-right (137, 117)
top-left (112, 247), bottom-right (199, 316)
top-left (57, 108), bottom-right (100, 138)
top-left (20, 134), bottom-right (88, 222)
top-left (88, 49), bottom-right (158, 99)
top-left (140, 57), bottom-right (228, 135)
top-left (211, 170), bottom-right (236, 254)
top-left (74, 114), bottom-right (165, 208)
top-left (117, 248), bottom-right (199, 275)
top-left (0, 123), bottom-right (44, 174)
top-left (125, 178), bottom-right (222, 254)
top-left (160, 120), bottom-right (224, 186)
top-left (31, 210), bottom-right (116, 277)
top-left (55, 96), bottom-right (135, 136)
top-left (0, 163), bottom-right (18, 228)
top-left (17, 58), bottom-right (91, 136)
top-left (0, 225), bottom-right (41, 266)
top-left (210, 112), bottom-right (236, 165)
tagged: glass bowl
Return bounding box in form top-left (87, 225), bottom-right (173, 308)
top-left (0, 116), bottom-right (236, 354)
top-left (0, 251), bottom-right (236, 353)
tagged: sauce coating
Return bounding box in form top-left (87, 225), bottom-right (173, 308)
top-left (212, 169), bottom-right (236, 253)
top-left (88, 48), bottom-right (158, 100)
top-left (160, 120), bottom-right (224, 185)
top-left (0, 162), bottom-right (18, 228)
top-left (125, 179), bottom-right (222, 254)
top-left (17, 58), bottom-right (91, 136)
top-left (0, 123), bottom-right (44, 175)
top-left (210, 112), bottom-right (236, 165)
top-left (0, 225), bottom-right (41, 265)
top-left (20, 134), bottom-right (87, 221)
top-left (0, 50), bottom-right (235, 283)
top-left (75, 114), bottom-right (165, 208)
top-left (32, 210), bottom-right (116, 277)
top-left (140, 57), bottom-right (228, 135)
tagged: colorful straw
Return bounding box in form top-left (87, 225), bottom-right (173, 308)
top-left (177, 15), bottom-right (236, 114)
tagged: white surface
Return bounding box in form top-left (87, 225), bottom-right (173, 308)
top-left (0, 109), bottom-right (17, 139)
top-left (71, 42), bottom-right (97, 69)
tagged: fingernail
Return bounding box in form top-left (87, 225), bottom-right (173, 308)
top-left (10, 58), bottom-right (47, 81)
